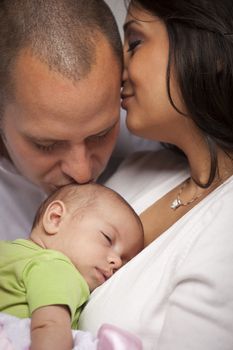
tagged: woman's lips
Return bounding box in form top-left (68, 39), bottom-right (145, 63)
top-left (121, 94), bottom-right (134, 109)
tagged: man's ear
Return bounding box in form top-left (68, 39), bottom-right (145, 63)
top-left (42, 200), bottom-right (66, 235)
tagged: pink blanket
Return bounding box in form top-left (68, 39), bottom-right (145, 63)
top-left (0, 312), bottom-right (142, 350)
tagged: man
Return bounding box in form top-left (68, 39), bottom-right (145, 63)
top-left (0, 0), bottom-right (122, 239)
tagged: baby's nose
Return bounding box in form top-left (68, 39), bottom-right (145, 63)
top-left (108, 254), bottom-right (122, 271)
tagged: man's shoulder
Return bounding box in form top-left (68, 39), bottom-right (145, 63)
top-left (0, 157), bottom-right (45, 241)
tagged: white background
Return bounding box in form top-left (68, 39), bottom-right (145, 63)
top-left (105, 0), bottom-right (126, 39)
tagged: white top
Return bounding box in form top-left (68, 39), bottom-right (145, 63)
top-left (0, 157), bottom-right (45, 240)
top-left (78, 149), bottom-right (233, 350)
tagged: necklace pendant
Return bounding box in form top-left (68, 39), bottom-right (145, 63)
top-left (170, 198), bottom-right (182, 210)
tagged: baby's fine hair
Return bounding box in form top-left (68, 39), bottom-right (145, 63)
top-left (32, 183), bottom-right (143, 233)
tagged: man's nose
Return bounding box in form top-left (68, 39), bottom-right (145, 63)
top-left (60, 144), bottom-right (93, 184)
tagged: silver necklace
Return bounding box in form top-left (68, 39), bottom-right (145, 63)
top-left (170, 177), bottom-right (203, 210)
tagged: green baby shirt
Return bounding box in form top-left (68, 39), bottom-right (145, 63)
top-left (0, 239), bottom-right (90, 328)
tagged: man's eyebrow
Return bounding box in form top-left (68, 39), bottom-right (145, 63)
top-left (23, 120), bottom-right (119, 142)
top-left (94, 120), bottom-right (118, 136)
top-left (24, 135), bottom-right (63, 143)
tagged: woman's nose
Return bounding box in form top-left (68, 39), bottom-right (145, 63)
top-left (60, 144), bottom-right (94, 184)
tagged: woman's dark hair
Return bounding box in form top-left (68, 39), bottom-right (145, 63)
top-left (125, 0), bottom-right (233, 187)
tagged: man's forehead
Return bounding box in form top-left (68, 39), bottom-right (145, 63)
top-left (10, 47), bottom-right (121, 110)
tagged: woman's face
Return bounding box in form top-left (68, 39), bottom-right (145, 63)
top-left (122, 3), bottom-right (187, 144)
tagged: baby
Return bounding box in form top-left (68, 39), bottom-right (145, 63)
top-left (0, 183), bottom-right (144, 350)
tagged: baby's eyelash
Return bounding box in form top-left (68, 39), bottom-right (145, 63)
top-left (101, 231), bottom-right (112, 244)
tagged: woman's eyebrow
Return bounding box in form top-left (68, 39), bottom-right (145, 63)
top-left (123, 19), bottom-right (138, 33)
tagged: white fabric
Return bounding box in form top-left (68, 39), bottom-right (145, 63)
top-left (0, 312), bottom-right (142, 350)
top-left (0, 157), bottom-right (45, 240)
top-left (78, 149), bottom-right (233, 350)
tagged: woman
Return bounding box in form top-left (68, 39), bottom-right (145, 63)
top-left (78, 0), bottom-right (233, 349)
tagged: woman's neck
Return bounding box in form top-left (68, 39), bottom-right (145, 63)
top-left (180, 135), bottom-right (233, 186)
top-left (171, 117), bottom-right (231, 184)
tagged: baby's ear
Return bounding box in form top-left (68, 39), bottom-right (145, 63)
top-left (42, 200), bottom-right (66, 235)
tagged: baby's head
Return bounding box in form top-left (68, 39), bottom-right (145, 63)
top-left (31, 183), bottom-right (144, 291)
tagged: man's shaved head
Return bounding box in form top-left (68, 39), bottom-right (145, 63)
top-left (0, 0), bottom-right (122, 110)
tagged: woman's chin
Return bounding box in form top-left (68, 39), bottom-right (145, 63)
top-left (126, 116), bottom-right (144, 136)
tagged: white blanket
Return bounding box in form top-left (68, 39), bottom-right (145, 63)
top-left (0, 312), bottom-right (142, 350)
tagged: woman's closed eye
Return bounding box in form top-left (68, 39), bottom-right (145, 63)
top-left (127, 39), bottom-right (142, 53)
top-left (124, 26), bottom-right (143, 54)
